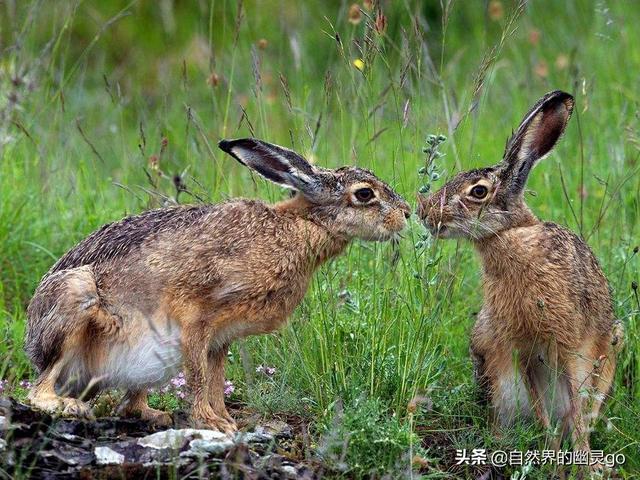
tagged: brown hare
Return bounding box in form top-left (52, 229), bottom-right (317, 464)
top-left (25, 138), bottom-right (410, 433)
top-left (417, 91), bottom-right (623, 454)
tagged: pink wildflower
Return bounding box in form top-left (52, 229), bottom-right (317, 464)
top-left (256, 365), bottom-right (276, 376)
top-left (224, 380), bottom-right (235, 397)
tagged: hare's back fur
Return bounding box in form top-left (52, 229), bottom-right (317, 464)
top-left (48, 204), bottom-right (213, 276)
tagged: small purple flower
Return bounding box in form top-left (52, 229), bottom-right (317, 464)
top-left (0, 379), bottom-right (8, 392)
top-left (165, 371), bottom-right (187, 390)
top-left (224, 380), bottom-right (234, 397)
top-left (176, 390), bottom-right (186, 399)
top-left (19, 380), bottom-right (32, 389)
top-left (256, 365), bottom-right (276, 376)
top-left (170, 376), bottom-right (186, 388)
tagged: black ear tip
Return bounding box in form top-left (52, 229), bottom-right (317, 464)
top-left (218, 139), bottom-right (234, 153)
top-left (219, 138), bottom-right (260, 154)
top-left (548, 90), bottom-right (575, 108)
top-left (558, 91), bottom-right (574, 104)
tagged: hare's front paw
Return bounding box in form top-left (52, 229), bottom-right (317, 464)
top-left (29, 391), bottom-right (95, 420)
top-left (140, 406), bottom-right (173, 427)
top-left (122, 404), bottom-right (173, 427)
top-left (191, 409), bottom-right (237, 435)
top-left (60, 398), bottom-right (95, 420)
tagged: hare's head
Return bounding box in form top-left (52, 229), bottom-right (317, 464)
top-left (417, 90), bottom-right (574, 240)
top-left (218, 138), bottom-right (410, 241)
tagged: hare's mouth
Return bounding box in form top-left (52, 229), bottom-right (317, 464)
top-left (430, 223), bottom-right (466, 239)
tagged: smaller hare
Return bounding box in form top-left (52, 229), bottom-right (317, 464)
top-left (418, 91), bottom-right (622, 453)
top-left (26, 138), bottom-right (410, 433)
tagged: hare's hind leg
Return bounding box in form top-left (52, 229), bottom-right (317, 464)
top-left (27, 265), bottom-right (121, 420)
top-left (561, 329), bottom-right (620, 455)
top-left (28, 355), bottom-right (94, 420)
top-left (589, 351), bottom-right (615, 422)
top-left (119, 390), bottom-right (172, 427)
top-left (560, 358), bottom-right (590, 453)
top-left (581, 329), bottom-right (619, 434)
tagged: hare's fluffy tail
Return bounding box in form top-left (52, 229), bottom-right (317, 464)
top-left (25, 265), bottom-right (116, 373)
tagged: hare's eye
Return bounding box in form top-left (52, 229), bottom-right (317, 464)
top-left (470, 185), bottom-right (488, 199)
top-left (354, 187), bottom-right (375, 202)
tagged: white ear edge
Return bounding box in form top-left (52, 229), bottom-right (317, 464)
top-left (517, 112), bottom-right (543, 163)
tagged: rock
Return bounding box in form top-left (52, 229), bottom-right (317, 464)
top-left (255, 419), bottom-right (293, 438)
top-left (0, 397), bottom-right (12, 413)
top-left (282, 464), bottom-right (299, 477)
top-left (94, 446), bottom-right (125, 465)
top-left (182, 437), bottom-right (234, 456)
top-left (137, 428), bottom-right (229, 450)
top-left (237, 430), bottom-right (274, 444)
top-left (38, 440), bottom-right (94, 467)
top-left (111, 439), bottom-right (166, 465)
top-left (0, 398), bottom-right (323, 478)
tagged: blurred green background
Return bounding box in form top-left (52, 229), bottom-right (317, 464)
top-left (1, 1), bottom-right (638, 478)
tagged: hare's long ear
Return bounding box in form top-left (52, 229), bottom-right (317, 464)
top-left (218, 138), bottom-right (329, 201)
top-left (497, 90), bottom-right (574, 197)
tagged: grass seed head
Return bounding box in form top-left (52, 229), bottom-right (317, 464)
top-left (207, 72), bottom-right (220, 87)
top-left (488, 1), bottom-right (504, 21)
top-left (374, 12), bottom-right (387, 35)
top-left (348, 4), bottom-right (362, 25)
top-left (555, 54), bottom-right (569, 70)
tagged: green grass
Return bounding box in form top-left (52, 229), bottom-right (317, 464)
top-left (1, 1), bottom-right (638, 478)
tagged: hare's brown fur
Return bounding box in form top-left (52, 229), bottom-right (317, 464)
top-left (418, 91), bottom-right (622, 455)
top-left (26, 139), bottom-right (410, 432)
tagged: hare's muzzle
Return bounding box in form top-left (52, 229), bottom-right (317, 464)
top-left (416, 193), bottom-right (448, 236)
top-left (382, 201), bottom-right (411, 237)
top-left (417, 193), bottom-right (441, 224)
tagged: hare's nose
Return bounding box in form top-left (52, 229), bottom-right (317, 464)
top-left (399, 201), bottom-right (411, 219)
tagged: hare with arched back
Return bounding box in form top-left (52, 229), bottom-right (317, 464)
top-left (25, 138), bottom-right (410, 433)
top-left (418, 91), bottom-right (623, 454)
